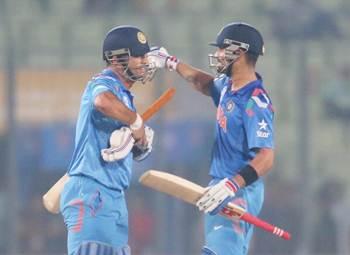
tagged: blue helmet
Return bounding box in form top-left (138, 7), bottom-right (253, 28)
top-left (208, 22), bottom-right (264, 75)
top-left (103, 25), bottom-right (151, 60)
top-left (102, 25), bottom-right (155, 83)
top-left (210, 22), bottom-right (264, 56)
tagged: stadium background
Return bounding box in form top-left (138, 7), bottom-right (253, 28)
top-left (1, 0), bottom-right (350, 254)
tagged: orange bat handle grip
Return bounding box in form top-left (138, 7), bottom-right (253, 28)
top-left (141, 87), bottom-right (176, 122)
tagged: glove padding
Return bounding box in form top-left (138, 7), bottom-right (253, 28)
top-left (196, 178), bottom-right (239, 215)
top-left (147, 46), bottom-right (178, 71)
top-left (132, 126), bottom-right (154, 161)
top-left (101, 127), bottom-right (135, 162)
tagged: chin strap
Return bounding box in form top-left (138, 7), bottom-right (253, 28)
top-left (224, 62), bottom-right (233, 77)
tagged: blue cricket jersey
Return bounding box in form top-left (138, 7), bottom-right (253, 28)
top-left (209, 73), bottom-right (274, 180)
top-left (67, 69), bottom-right (135, 191)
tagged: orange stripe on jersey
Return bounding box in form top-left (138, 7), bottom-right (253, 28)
top-left (69, 199), bottom-right (85, 233)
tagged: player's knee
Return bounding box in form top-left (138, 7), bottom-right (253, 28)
top-left (201, 246), bottom-right (218, 255)
top-left (75, 241), bottom-right (130, 255)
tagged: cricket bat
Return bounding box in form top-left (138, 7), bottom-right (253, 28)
top-left (139, 170), bottom-right (291, 240)
top-left (43, 87), bottom-right (176, 214)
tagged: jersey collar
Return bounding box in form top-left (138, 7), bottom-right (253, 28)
top-left (229, 72), bottom-right (263, 96)
top-left (102, 68), bottom-right (129, 92)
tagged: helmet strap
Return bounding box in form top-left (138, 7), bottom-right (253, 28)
top-left (125, 68), bottom-right (139, 82)
top-left (225, 62), bottom-right (233, 77)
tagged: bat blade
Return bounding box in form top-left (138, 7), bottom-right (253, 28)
top-left (139, 170), bottom-right (205, 205)
top-left (42, 174), bottom-right (69, 214)
top-left (43, 87), bottom-right (176, 214)
top-left (139, 170), bottom-right (291, 240)
top-left (139, 170), bottom-right (246, 216)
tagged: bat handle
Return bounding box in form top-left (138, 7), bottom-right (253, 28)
top-left (240, 213), bottom-right (291, 240)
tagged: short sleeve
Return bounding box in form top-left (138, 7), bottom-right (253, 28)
top-left (91, 83), bottom-right (112, 100)
top-left (90, 78), bottom-right (122, 111)
top-left (243, 89), bottom-right (274, 149)
top-left (210, 75), bottom-right (229, 107)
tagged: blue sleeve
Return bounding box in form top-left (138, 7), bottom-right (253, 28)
top-left (89, 79), bottom-right (124, 124)
top-left (210, 75), bottom-right (228, 107)
top-left (89, 79), bottom-right (125, 127)
top-left (243, 96), bottom-right (274, 149)
top-left (91, 81), bottom-right (114, 101)
top-left (90, 78), bottom-right (123, 104)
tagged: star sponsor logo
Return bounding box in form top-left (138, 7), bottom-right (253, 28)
top-left (257, 119), bottom-right (270, 138)
top-left (258, 119), bottom-right (268, 130)
top-left (257, 130), bottom-right (270, 138)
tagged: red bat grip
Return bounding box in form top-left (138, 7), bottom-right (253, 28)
top-left (241, 213), bottom-right (291, 240)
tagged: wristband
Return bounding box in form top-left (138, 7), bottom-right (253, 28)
top-left (239, 165), bottom-right (259, 186)
top-left (130, 113), bottom-right (143, 131)
top-left (166, 56), bottom-right (179, 71)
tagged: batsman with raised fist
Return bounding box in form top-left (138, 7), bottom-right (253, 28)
top-left (148, 22), bottom-right (275, 255)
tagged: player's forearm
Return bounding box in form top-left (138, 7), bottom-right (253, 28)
top-left (249, 148), bottom-right (274, 176)
top-left (176, 62), bottom-right (214, 96)
top-left (232, 148), bottom-right (274, 187)
top-left (94, 92), bottom-right (137, 125)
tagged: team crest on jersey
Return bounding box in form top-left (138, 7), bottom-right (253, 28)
top-left (226, 100), bottom-right (235, 112)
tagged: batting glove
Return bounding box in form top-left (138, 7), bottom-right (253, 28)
top-left (196, 178), bottom-right (239, 215)
top-left (147, 46), bottom-right (179, 71)
top-left (132, 126), bottom-right (154, 161)
top-left (101, 127), bottom-right (135, 162)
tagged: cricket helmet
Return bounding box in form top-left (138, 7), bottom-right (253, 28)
top-left (210, 22), bottom-right (264, 55)
top-left (208, 22), bottom-right (264, 75)
top-left (102, 25), bottom-right (155, 83)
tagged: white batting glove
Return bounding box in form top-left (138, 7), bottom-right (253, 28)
top-left (147, 46), bottom-right (179, 71)
top-left (196, 178), bottom-right (239, 215)
top-left (101, 127), bottom-right (135, 162)
top-left (132, 126), bottom-right (154, 161)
